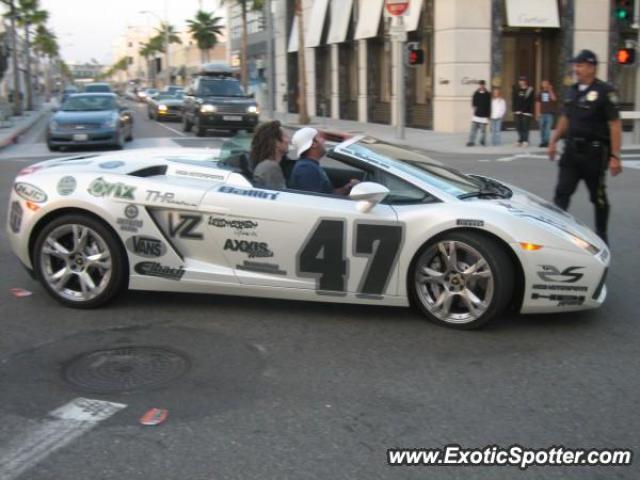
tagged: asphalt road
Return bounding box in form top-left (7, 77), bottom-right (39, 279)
top-left (0, 102), bottom-right (638, 480)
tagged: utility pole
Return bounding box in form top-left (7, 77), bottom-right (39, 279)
top-left (164, 0), bottom-right (171, 87)
top-left (390, 15), bottom-right (406, 139)
top-left (264, 0), bottom-right (274, 118)
top-left (634, 0), bottom-right (640, 143)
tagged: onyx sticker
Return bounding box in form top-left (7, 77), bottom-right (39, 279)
top-left (126, 235), bottom-right (167, 258)
top-left (57, 176), bottom-right (77, 196)
top-left (88, 177), bottom-right (135, 199)
top-left (14, 182), bottom-right (48, 203)
top-left (218, 185), bottom-right (279, 201)
top-left (537, 265), bottom-right (584, 283)
top-left (224, 239), bottom-right (274, 258)
top-left (134, 262), bottom-right (185, 280)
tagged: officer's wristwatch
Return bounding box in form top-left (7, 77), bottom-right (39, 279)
top-left (610, 153), bottom-right (621, 160)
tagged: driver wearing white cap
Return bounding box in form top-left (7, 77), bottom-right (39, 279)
top-left (289, 127), bottom-right (358, 195)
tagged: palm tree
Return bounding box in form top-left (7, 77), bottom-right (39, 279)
top-left (295, 0), bottom-right (308, 124)
top-left (15, 0), bottom-right (48, 110)
top-left (152, 22), bottom-right (182, 52)
top-left (187, 10), bottom-right (224, 64)
top-left (139, 41), bottom-right (161, 85)
top-left (32, 24), bottom-right (58, 101)
top-left (222, 0), bottom-right (264, 92)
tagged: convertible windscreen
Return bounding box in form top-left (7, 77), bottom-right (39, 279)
top-left (341, 138), bottom-right (483, 197)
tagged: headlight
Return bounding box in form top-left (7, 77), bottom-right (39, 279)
top-left (158, 104), bottom-right (168, 112)
top-left (247, 105), bottom-right (259, 114)
top-left (101, 117), bottom-right (117, 128)
top-left (49, 120), bottom-right (59, 131)
top-left (200, 104), bottom-right (217, 113)
top-left (568, 233), bottom-right (600, 255)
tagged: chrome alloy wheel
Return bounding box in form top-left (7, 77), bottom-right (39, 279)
top-left (39, 224), bottom-right (113, 302)
top-left (414, 240), bottom-right (494, 325)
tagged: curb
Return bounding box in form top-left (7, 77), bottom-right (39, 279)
top-left (0, 107), bottom-right (50, 150)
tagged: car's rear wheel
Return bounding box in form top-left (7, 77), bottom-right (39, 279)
top-left (182, 114), bottom-right (192, 132)
top-left (33, 214), bottom-right (127, 308)
top-left (409, 231), bottom-right (514, 329)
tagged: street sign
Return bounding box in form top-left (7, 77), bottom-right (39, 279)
top-left (386, 0), bottom-right (410, 16)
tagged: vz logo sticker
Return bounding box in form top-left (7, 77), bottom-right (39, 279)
top-left (168, 214), bottom-right (203, 240)
top-left (537, 265), bottom-right (584, 283)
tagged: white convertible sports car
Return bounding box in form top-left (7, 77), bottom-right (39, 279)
top-left (6, 135), bottom-right (609, 328)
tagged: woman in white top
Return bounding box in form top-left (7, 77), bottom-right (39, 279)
top-left (250, 120), bottom-right (290, 190)
top-left (490, 88), bottom-right (507, 146)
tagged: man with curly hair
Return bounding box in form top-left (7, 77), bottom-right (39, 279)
top-left (249, 120), bottom-right (289, 190)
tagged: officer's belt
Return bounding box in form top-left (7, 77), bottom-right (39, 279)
top-left (566, 137), bottom-right (606, 147)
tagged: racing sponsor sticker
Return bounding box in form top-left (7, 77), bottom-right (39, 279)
top-left (125, 235), bottom-right (167, 258)
top-left (117, 205), bottom-right (143, 232)
top-left (88, 177), bottom-right (136, 199)
top-left (218, 185), bottom-right (279, 201)
top-left (456, 219), bottom-right (484, 227)
top-left (236, 261), bottom-right (287, 275)
top-left (57, 176), bottom-right (77, 196)
top-left (175, 170), bottom-right (224, 181)
top-left (224, 239), bottom-right (274, 258)
top-left (145, 190), bottom-right (198, 207)
top-left (134, 262), bottom-right (185, 281)
top-left (208, 217), bottom-right (258, 229)
top-left (531, 292), bottom-right (585, 306)
top-left (9, 201), bottom-right (23, 233)
top-left (537, 265), bottom-right (584, 283)
top-left (14, 182), bottom-right (48, 203)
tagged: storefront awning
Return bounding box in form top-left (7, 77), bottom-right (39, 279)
top-left (327, 0), bottom-right (354, 44)
top-left (287, 16), bottom-right (299, 53)
top-left (305, 0), bottom-right (330, 47)
top-left (354, 0), bottom-right (385, 40)
top-left (506, 0), bottom-right (559, 28)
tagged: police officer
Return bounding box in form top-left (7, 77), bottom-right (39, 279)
top-left (548, 49), bottom-right (623, 245)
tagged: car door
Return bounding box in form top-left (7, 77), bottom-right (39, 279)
top-left (200, 181), bottom-right (404, 298)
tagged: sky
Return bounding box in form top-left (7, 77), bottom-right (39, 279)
top-left (39, 0), bottom-right (227, 65)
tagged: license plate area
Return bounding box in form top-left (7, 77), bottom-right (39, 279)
top-left (72, 133), bottom-right (89, 141)
top-left (222, 115), bottom-right (242, 121)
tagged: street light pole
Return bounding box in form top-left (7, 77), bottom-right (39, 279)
top-left (390, 15), bottom-right (406, 139)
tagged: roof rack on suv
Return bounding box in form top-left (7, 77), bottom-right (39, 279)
top-left (197, 64), bottom-right (237, 77)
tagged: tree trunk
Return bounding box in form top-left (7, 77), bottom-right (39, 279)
top-left (24, 24), bottom-right (33, 110)
top-left (241, 2), bottom-right (249, 93)
top-left (296, 0), bottom-right (309, 124)
top-left (9, 1), bottom-right (21, 116)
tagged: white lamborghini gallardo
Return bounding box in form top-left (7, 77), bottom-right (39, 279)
top-left (6, 135), bottom-right (609, 328)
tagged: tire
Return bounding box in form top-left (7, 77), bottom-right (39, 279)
top-left (182, 113), bottom-right (193, 132)
top-left (195, 117), bottom-right (206, 137)
top-left (409, 231), bottom-right (514, 329)
top-left (32, 214), bottom-right (128, 308)
top-left (47, 144), bottom-right (60, 152)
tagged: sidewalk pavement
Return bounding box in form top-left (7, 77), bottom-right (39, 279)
top-left (0, 101), bottom-right (55, 150)
top-left (270, 112), bottom-right (640, 156)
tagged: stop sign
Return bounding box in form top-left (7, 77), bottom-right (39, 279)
top-left (386, 0), bottom-right (410, 16)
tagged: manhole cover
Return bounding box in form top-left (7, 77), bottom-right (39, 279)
top-left (63, 346), bottom-right (190, 393)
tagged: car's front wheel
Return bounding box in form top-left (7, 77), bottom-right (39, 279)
top-left (410, 231), bottom-right (514, 329)
top-left (33, 214), bottom-right (128, 308)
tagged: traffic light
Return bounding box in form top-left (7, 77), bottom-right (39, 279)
top-left (616, 47), bottom-right (636, 64)
top-left (406, 43), bottom-right (424, 66)
top-left (615, 0), bottom-right (634, 23)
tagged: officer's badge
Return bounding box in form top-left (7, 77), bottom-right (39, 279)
top-left (586, 90), bottom-right (598, 102)
top-left (608, 92), bottom-right (620, 106)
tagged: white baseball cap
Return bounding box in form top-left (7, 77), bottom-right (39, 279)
top-left (291, 127), bottom-right (319, 159)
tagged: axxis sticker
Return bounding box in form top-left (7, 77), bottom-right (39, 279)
top-left (224, 239), bottom-right (274, 258)
top-left (14, 182), bottom-right (48, 203)
top-left (126, 236), bottom-right (167, 258)
top-left (537, 265), bottom-right (584, 283)
top-left (88, 177), bottom-right (135, 199)
top-left (134, 262), bottom-right (185, 280)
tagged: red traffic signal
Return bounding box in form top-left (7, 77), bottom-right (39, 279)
top-left (406, 46), bottom-right (425, 66)
top-left (616, 48), bottom-right (636, 64)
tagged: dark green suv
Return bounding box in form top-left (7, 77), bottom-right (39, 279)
top-left (182, 65), bottom-right (260, 136)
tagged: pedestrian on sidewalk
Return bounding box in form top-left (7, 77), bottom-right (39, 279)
top-left (536, 79), bottom-right (557, 147)
top-left (547, 49), bottom-right (622, 245)
top-left (466, 80), bottom-right (491, 147)
top-left (490, 88), bottom-right (506, 146)
top-left (512, 76), bottom-right (535, 146)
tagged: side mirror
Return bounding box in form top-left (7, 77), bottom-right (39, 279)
top-left (247, 92), bottom-right (255, 98)
top-left (349, 182), bottom-right (389, 213)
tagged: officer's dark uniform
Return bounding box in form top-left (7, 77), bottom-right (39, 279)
top-left (553, 77), bottom-right (620, 242)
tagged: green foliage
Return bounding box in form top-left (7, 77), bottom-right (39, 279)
top-left (187, 10), bottom-right (224, 53)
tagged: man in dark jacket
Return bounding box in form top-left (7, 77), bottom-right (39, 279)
top-left (512, 76), bottom-right (535, 146)
top-left (466, 80), bottom-right (491, 146)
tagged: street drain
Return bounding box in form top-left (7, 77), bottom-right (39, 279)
top-left (63, 346), bottom-right (190, 394)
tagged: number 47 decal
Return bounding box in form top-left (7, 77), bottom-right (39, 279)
top-left (297, 219), bottom-right (404, 296)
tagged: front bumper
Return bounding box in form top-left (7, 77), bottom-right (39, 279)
top-left (47, 128), bottom-right (119, 146)
top-left (197, 113), bottom-right (259, 130)
top-left (156, 108), bottom-right (182, 120)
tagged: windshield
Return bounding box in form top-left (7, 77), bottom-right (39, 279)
top-left (340, 138), bottom-right (482, 197)
top-left (85, 85), bottom-right (111, 92)
top-left (61, 95), bottom-right (117, 111)
top-left (198, 78), bottom-right (245, 97)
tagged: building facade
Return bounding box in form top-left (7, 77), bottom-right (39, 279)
top-left (273, 0), bottom-right (634, 132)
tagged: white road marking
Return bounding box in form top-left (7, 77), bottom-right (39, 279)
top-left (0, 398), bottom-right (126, 480)
top-left (495, 153), bottom-right (548, 162)
top-left (154, 121), bottom-right (186, 137)
top-left (622, 160), bottom-right (640, 170)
